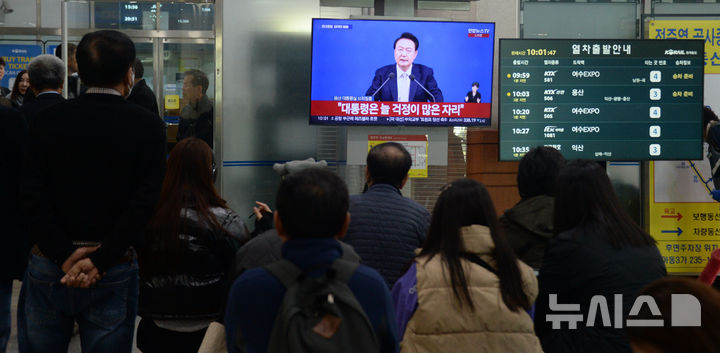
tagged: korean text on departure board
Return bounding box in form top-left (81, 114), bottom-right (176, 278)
top-left (499, 39), bottom-right (704, 161)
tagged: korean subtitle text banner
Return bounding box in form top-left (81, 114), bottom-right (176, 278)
top-left (311, 100), bottom-right (490, 118)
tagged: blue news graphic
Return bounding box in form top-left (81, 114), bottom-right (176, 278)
top-left (311, 19), bottom-right (495, 104)
top-left (0, 45), bottom-right (43, 90)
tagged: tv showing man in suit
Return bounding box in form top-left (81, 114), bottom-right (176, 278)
top-left (309, 19), bottom-right (495, 126)
top-left (366, 32), bottom-right (443, 103)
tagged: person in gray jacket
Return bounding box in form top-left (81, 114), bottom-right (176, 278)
top-left (234, 228), bottom-right (360, 276)
top-left (233, 160), bottom-right (359, 277)
top-left (499, 146), bottom-right (565, 270)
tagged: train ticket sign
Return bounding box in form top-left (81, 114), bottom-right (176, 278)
top-left (499, 39), bottom-right (704, 161)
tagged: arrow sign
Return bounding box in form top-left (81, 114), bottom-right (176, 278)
top-left (661, 213), bottom-right (683, 221)
top-left (661, 227), bottom-right (683, 236)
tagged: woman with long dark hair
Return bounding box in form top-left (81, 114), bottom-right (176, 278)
top-left (392, 179), bottom-right (543, 352)
top-left (136, 137), bottom-right (249, 353)
top-left (7, 70), bottom-right (29, 108)
top-left (535, 160), bottom-right (666, 353)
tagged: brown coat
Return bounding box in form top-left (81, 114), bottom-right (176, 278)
top-left (401, 225), bottom-right (544, 353)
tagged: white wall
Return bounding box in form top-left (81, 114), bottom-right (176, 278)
top-left (416, 0), bottom-right (521, 129)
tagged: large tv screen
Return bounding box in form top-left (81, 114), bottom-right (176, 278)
top-left (310, 18), bottom-right (495, 126)
top-left (499, 39), bottom-right (704, 161)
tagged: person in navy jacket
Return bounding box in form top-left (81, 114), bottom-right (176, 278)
top-left (366, 32), bottom-right (443, 103)
top-left (225, 169), bottom-right (399, 353)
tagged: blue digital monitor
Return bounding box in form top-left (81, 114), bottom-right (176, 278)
top-left (310, 18), bottom-right (495, 126)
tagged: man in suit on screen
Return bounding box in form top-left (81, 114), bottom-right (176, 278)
top-left (366, 32), bottom-right (444, 103)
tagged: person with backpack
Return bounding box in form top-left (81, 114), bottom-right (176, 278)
top-left (224, 168), bottom-right (399, 353)
top-left (392, 179), bottom-right (542, 352)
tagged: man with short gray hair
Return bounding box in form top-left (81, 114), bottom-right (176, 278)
top-left (178, 69), bottom-right (213, 147)
top-left (20, 54), bottom-right (66, 127)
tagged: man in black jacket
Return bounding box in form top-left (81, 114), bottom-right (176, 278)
top-left (178, 69), bottom-right (213, 148)
top-left (0, 104), bottom-right (27, 352)
top-left (55, 43), bottom-right (84, 99)
top-left (127, 58), bottom-right (159, 116)
top-left (20, 54), bottom-right (66, 128)
top-left (20, 30), bottom-right (166, 352)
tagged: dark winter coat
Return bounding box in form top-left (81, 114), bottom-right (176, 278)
top-left (534, 225), bottom-right (666, 353)
top-left (139, 206), bottom-right (249, 320)
top-left (499, 195), bottom-right (555, 269)
top-left (0, 105), bottom-right (29, 280)
top-left (233, 229), bottom-right (360, 277)
top-left (127, 79), bottom-right (160, 117)
top-left (343, 183), bottom-right (430, 287)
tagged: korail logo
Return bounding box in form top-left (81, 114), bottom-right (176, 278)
top-left (543, 126), bottom-right (565, 133)
top-left (546, 294), bottom-right (701, 328)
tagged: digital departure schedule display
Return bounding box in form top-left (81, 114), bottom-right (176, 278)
top-left (499, 39), bottom-right (704, 161)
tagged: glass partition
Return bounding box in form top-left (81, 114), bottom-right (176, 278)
top-left (653, 1), bottom-right (720, 15)
top-left (35, 1), bottom-right (216, 31)
top-left (135, 41), bottom-right (155, 91)
top-left (0, 0), bottom-right (36, 28)
top-left (1, 0), bottom-right (217, 151)
top-left (158, 2), bottom-right (214, 31)
top-left (522, 1), bottom-right (639, 39)
top-left (41, 0), bottom-right (90, 28)
top-left (94, 2), bottom-right (158, 29)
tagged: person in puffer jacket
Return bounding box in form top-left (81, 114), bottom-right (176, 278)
top-left (393, 179), bottom-right (543, 353)
top-left (500, 146), bottom-right (565, 270)
top-left (137, 137), bottom-right (249, 353)
top-left (344, 142), bottom-right (430, 288)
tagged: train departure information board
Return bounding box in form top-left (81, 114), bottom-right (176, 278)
top-left (499, 39), bottom-right (704, 161)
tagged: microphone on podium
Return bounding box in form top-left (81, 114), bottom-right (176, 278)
top-left (699, 248), bottom-right (720, 285)
top-left (409, 74), bottom-right (436, 102)
top-left (371, 73), bottom-right (395, 100)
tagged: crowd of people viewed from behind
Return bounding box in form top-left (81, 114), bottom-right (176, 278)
top-left (2, 29), bottom-right (720, 353)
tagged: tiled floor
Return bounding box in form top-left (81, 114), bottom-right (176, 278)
top-left (6, 281), bottom-right (142, 353)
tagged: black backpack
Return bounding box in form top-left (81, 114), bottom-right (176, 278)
top-left (262, 259), bottom-right (380, 353)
